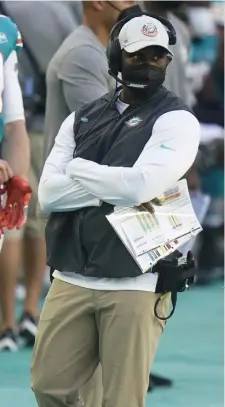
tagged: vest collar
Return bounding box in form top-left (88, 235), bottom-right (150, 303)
top-left (104, 86), bottom-right (168, 110)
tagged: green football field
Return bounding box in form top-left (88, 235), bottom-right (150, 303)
top-left (0, 282), bottom-right (223, 407)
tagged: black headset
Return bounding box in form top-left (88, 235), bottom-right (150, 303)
top-left (106, 12), bottom-right (177, 77)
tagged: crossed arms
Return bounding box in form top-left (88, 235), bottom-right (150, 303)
top-left (39, 110), bottom-right (200, 213)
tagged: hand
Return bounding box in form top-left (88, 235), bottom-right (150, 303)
top-left (4, 176), bottom-right (32, 230)
top-left (0, 160), bottom-right (13, 184)
top-left (137, 198), bottom-right (162, 213)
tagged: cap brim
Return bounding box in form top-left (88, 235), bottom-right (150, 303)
top-left (124, 41), bottom-right (174, 56)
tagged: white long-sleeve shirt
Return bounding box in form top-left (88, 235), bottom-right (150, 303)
top-left (39, 98), bottom-right (200, 292)
top-left (3, 50), bottom-right (25, 124)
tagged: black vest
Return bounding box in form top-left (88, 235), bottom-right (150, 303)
top-left (46, 86), bottom-right (191, 278)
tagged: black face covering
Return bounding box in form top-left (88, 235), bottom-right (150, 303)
top-left (121, 63), bottom-right (166, 99)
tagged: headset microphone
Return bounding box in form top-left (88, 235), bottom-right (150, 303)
top-left (108, 70), bottom-right (148, 89)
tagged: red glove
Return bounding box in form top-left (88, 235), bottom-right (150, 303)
top-left (4, 176), bottom-right (32, 230)
top-left (0, 184), bottom-right (7, 232)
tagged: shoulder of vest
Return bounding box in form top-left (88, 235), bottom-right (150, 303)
top-left (73, 88), bottom-right (119, 127)
top-left (160, 86), bottom-right (192, 113)
top-left (75, 89), bottom-right (115, 114)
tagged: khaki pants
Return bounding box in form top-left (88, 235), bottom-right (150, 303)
top-left (31, 279), bottom-right (170, 407)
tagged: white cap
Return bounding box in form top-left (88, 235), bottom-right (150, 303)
top-left (119, 15), bottom-right (173, 56)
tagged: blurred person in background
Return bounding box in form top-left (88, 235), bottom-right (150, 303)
top-left (192, 14), bottom-right (224, 285)
top-left (186, 1), bottom-right (220, 104)
top-left (188, 1), bottom-right (219, 65)
top-left (192, 13), bottom-right (224, 128)
top-left (0, 15), bottom-right (30, 351)
top-left (0, 1), bottom-right (82, 351)
top-left (44, 1), bottom-right (138, 159)
top-left (2, 0), bottom-right (83, 122)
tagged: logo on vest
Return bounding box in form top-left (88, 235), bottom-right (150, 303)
top-left (80, 117), bottom-right (88, 123)
top-left (0, 32), bottom-right (7, 44)
top-left (126, 117), bottom-right (142, 127)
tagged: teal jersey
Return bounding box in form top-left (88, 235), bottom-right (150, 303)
top-left (0, 15), bottom-right (22, 141)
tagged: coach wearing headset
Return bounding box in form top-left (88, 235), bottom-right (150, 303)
top-left (31, 14), bottom-right (200, 407)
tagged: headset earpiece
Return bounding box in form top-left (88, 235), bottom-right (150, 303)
top-left (106, 18), bottom-right (126, 76)
top-left (106, 38), bottom-right (122, 76)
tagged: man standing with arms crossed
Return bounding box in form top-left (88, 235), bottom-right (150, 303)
top-left (32, 13), bottom-right (200, 407)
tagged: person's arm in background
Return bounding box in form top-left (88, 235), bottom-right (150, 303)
top-left (1, 51), bottom-right (30, 178)
top-left (58, 45), bottom-right (111, 112)
top-left (38, 112), bottom-right (101, 213)
top-left (66, 110), bottom-right (200, 206)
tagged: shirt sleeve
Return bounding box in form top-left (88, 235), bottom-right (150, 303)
top-left (3, 51), bottom-right (25, 124)
top-left (58, 45), bottom-right (110, 112)
top-left (66, 110), bottom-right (200, 206)
top-left (38, 112), bottom-right (101, 213)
